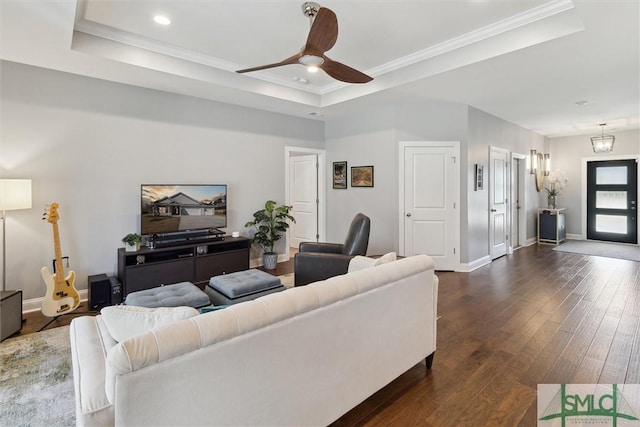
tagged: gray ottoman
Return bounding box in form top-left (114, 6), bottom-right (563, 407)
top-left (125, 282), bottom-right (211, 308)
top-left (206, 269), bottom-right (285, 305)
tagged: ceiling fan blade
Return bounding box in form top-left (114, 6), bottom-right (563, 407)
top-left (236, 54), bottom-right (301, 74)
top-left (320, 57), bottom-right (373, 84)
top-left (304, 7), bottom-right (338, 55)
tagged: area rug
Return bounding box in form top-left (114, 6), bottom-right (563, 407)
top-left (0, 325), bottom-right (75, 427)
top-left (552, 240), bottom-right (639, 262)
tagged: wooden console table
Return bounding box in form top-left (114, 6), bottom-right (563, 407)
top-left (118, 236), bottom-right (250, 296)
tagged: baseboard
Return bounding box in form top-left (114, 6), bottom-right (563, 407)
top-left (566, 233), bottom-right (582, 240)
top-left (22, 290), bottom-right (89, 314)
top-left (458, 255), bottom-right (491, 272)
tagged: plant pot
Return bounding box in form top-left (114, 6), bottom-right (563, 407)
top-left (547, 195), bottom-right (557, 209)
top-left (262, 252), bottom-right (278, 270)
top-left (125, 242), bottom-right (140, 252)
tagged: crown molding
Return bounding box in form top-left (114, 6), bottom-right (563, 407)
top-left (73, 19), bottom-right (323, 95)
top-left (369, 0), bottom-right (575, 77)
top-left (321, 0), bottom-right (575, 94)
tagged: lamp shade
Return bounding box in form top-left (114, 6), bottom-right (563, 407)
top-left (0, 179), bottom-right (32, 211)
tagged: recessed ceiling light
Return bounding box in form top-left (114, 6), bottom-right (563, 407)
top-left (575, 100), bottom-right (588, 107)
top-left (153, 15), bottom-right (171, 25)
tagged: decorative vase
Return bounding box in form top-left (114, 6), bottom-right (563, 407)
top-left (547, 195), bottom-right (557, 209)
top-left (263, 252), bottom-right (278, 270)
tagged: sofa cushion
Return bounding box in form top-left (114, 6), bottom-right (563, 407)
top-left (347, 252), bottom-right (397, 273)
top-left (100, 305), bottom-right (199, 342)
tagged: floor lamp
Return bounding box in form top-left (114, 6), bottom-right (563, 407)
top-left (0, 179), bottom-right (32, 291)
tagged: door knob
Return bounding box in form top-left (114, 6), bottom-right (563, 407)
top-left (490, 209), bottom-right (497, 212)
top-left (406, 213), bottom-right (412, 217)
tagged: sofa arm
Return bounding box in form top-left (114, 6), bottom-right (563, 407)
top-left (294, 252), bottom-right (353, 286)
top-left (299, 242), bottom-right (344, 253)
top-left (69, 316), bottom-right (116, 426)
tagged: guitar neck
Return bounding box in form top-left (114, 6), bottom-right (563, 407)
top-left (52, 221), bottom-right (65, 283)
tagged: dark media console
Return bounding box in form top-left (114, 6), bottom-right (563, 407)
top-left (117, 236), bottom-right (250, 296)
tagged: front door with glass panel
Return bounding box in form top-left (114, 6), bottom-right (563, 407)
top-left (586, 159), bottom-right (638, 244)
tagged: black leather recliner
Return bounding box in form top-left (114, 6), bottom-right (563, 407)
top-left (294, 213), bottom-right (370, 286)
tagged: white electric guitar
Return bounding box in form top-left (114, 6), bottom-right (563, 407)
top-left (41, 203), bottom-right (80, 317)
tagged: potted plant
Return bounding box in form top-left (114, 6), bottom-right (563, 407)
top-left (245, 200), bottom-right (295, 270)
top-left (122, 233), bottom-right (142, 252)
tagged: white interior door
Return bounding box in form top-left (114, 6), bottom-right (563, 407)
top-left (289, 154), bottom-right (318, 248)
top-left (490, 147), bottom-right (509, 259)
top-left (400, 142), bottom-right (459, 271)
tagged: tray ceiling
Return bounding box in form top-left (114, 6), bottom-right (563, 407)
top-left (1, 0), bottom-right (638, 137)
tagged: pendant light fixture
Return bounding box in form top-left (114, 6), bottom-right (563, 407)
top-left (590, 123), bottom-right (615, 154)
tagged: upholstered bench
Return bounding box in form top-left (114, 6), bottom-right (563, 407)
top-left (125, 281), bottom-right (211, 308)
top-left (205, 269), bottom-right (285, 305)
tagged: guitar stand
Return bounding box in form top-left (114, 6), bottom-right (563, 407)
top-left (38, 316), bottom-right (63, 332)
top-left (37, 303), bottom-right (90, 332)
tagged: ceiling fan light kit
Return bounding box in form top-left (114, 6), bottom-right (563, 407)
top-left (590, 123), bottom-right (615, 154)
top-left (299, 55), bottom-right (324, 67)
top-left (236, 3), bottom-right (372, 84)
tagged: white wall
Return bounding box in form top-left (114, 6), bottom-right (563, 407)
top-left (0, 61), bottom-right (324, 300)
top-left (548, 128), bottom-right (640, 236)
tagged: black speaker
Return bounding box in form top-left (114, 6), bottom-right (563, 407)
top-left (110, 276), bottom-right (122, 305)
top-left (88, 274), bottom-right (111, 310)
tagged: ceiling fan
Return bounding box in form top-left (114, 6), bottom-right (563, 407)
top-left (236, 2), bottom-right (373, 84)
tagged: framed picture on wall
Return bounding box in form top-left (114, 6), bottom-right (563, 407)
top-left (333, 161), bottom-right (347, 189)
top-left (475, 164), bottom-right (484, 191)
top-left (351, 165), bottom-right (374, 187)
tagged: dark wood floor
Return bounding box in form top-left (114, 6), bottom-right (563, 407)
top-left (16, 245), bottom-right (640, 426)
top-left (332, 244), bottom-right (640, 426)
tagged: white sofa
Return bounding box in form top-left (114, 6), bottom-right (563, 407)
top-left (69, 254), bottom-right (439, 426)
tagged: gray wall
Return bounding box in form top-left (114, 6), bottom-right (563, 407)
top-left (395, 103), bottom-right (469, 260)
top-left (5, 60), bottom-right (619, 302)
top-left (324, 101), bottom-right (470, 260)
top-left (323, 106), bottom-right (397, 256)
top-left (324, 103), bottom-right (547, 267)
top-left (548, 128), bottom-right (639, 236)
top-left (467, 107), bottom-right (546, 259)
top-left (0, 61), bottom-right (324, 300)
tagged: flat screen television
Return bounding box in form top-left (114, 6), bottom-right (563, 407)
top-left (141, 184), bottom-right (227, 236)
